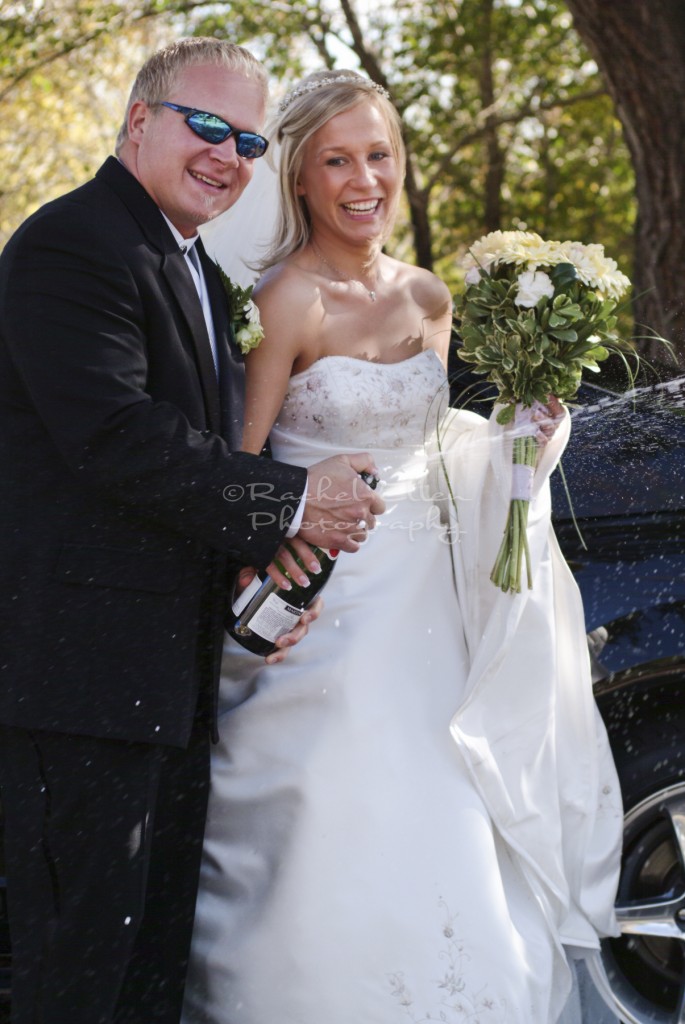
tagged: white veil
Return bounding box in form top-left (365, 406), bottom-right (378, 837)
top-left (200, 154), bottom-right (280, 288)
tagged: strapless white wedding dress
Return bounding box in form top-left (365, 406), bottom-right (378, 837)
top-left (182, 350), bottom-right (622, 1024)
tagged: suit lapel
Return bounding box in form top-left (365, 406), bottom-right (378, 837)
top-left (160, 249), bottom-right (222, 434)
top-left (96, 158), bottom-right (222, 435)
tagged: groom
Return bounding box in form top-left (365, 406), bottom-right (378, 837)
top-left (0, 37), bottom-right (383, 1024)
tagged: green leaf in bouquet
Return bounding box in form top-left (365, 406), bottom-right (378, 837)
top-left (496, 404), bottom-right (516, 425)
top-left (462, 329), bottom-right (488, 351)
top-left (474, 279), bottom-right (503, 302)
top-left (470, 348), bottom-right (490, 366)
top-left (565, 341), bottom-right (595, 360)
top-left (586, 344), bottom-right (610, 362)
top-left (549, 327), bottom-right (578, 343)
top-left (561, 303), bottom-right (584, 320)
top-left (542, 354), bottom-right (567, 369)
top-left (549, 262), bottom-right (578, 288)
top-left (574, 322), bottom-right (598, 342)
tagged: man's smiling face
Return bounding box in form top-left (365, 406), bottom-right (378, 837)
top-left (126, 63), bottom-right (266, 238)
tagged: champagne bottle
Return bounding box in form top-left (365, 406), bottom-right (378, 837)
top-left (228, 546), bottom-right (339, 657)
top-left (228, 470), bottom-right (379, 657)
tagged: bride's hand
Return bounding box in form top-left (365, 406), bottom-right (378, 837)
top-left (265, 537), bottom-right (324, 589)
top-left (262, 538), bottom-right (327, 665)
top-left (515, 396), bottom-right (565, 446)
top-left (233, 558), bottom-right (324, 665)
top-left (534, 395), bottom-right (565, 445)
top-left (266, 596), bottom-right (324, 665)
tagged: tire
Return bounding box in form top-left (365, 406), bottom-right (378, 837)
top-left (587, 742), bottom-right (685, 1024)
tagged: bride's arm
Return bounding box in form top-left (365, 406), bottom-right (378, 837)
top-left (240, 271), bottom-right (324, 585)
top-left (413, 267), bottom-right (452, 366)
top-left (241, 272), bottom-right (304, 457)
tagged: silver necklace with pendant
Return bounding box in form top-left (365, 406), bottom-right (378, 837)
top-left (311, 241), bottom-right (378, 302)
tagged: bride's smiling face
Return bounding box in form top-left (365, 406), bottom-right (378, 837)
top-left (296, 101), bottom-right (402, 247)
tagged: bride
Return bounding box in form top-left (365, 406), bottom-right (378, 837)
top-left (182, 70), bottom-right (622, 1024)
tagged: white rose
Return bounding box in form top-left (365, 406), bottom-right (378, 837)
top-left (464, 265), bottom-right (483, 285)
top-left (513, 269), bottom-right (555, 307)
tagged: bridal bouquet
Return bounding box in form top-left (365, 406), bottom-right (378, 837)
top-left (455, 230), bottom-right (633, 593)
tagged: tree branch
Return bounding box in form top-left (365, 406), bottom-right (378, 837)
top-left (424, 85), bottom-right (607, 196)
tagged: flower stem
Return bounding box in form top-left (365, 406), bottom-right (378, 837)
top-left (490, 433), bottom-right (537, 593)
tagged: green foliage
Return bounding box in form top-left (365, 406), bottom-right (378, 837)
top-left (0, 13), bottom-right (173, 243)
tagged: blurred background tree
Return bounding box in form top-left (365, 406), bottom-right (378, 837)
top-left (565, 0), bottom-right (685, 363)
top-left (0, 0), bottom-right (176, 239)
top-left (1, 0), bottom-right (681, 366)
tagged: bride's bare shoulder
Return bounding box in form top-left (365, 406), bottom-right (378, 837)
top-left (251, 257), bottom-right (324, 365)
top-left (391, 259), bottom-right (452, 316)
top-left (253, 257), bottom-right (316, 309)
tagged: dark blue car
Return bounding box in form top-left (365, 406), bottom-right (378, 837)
top-left (551, 374), bottom-right (685, 1024)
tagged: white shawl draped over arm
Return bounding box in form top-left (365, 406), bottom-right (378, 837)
top-left (428, 404), bottom-right (623, 953)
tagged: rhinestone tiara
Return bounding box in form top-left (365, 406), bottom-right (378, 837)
top-left (278, 74), bottom-right (390, 114)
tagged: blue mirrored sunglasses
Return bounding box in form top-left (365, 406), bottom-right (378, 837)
top-left (159, 102), bottom-right (269, 159)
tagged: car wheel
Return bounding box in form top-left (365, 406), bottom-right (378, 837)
top-left (588, 775), bottom-right (685, 1023)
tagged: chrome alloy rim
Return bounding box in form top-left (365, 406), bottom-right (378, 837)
top-left (588, 783), bottom-right (685, 1023)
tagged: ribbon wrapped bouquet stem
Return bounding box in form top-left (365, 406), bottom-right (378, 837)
top-left (491, 431), bottom-right (537, 593)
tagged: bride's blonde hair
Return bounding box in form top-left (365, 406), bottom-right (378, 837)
top-left (258, 71), bottom-right (405, 271)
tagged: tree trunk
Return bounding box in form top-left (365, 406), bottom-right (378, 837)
top-left (480, 0), bottom-right (504, 232)
top-left (404, 157), bottom-right (434, 271)
top-left (565, 0), bottom-right (685, 369)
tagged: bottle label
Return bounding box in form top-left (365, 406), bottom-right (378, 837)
top-left (231, 574), bottom-right (263, 616)
top-left (245, 593), bottom-right (302, 642)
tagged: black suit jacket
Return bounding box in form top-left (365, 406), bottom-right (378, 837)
top-left (0, 157), bottom-right (307, 746)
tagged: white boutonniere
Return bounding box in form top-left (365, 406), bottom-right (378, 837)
top-left (215, 262), bottom-right (265, 355)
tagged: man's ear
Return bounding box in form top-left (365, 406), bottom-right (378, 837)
top-left (127, 100), bottom-right (152, 143)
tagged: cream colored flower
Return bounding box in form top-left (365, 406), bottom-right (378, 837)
top-left (464, 230), bottom-right (541, 271)
top-left (245, 299), bottom-right (261, 324)
top-left (512, 235), bottom-right (561, 269)
top-left (514, 270), bottom-right (555, 307)
top-left (558, 240), bottom-right (630, 299)
top-left (235, 301), bottom-right (264, 354)
top-left (236, 321), bottom-right (263, 354)
top-left (462, 230), bottom-right (630, 301)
